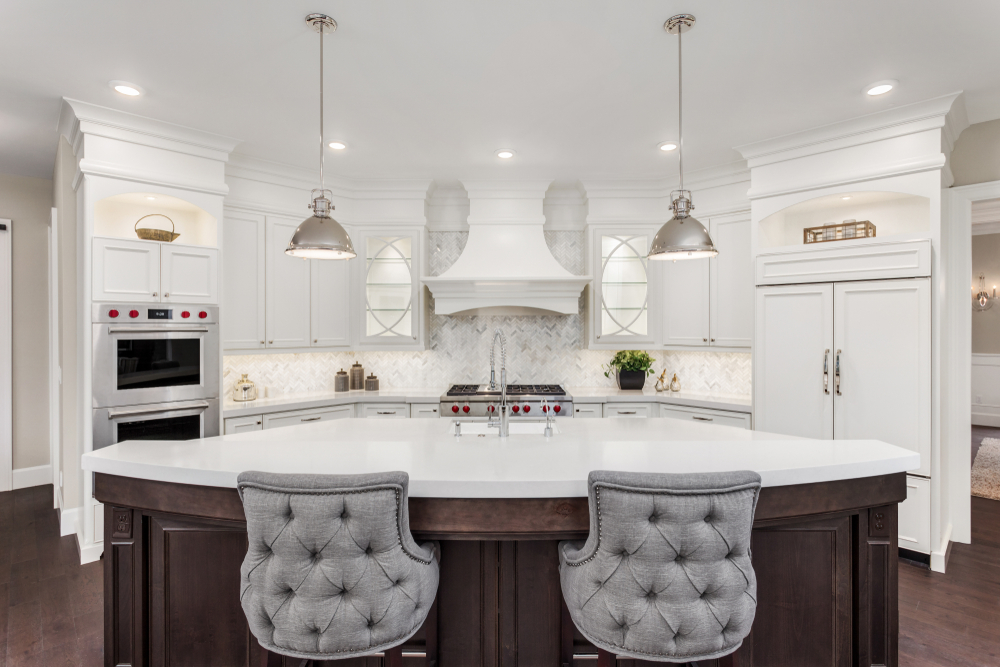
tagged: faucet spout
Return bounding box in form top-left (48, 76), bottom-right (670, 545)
top-left (490, 329), bottom-right (509, 437)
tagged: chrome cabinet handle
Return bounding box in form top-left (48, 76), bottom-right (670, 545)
top-left (619, 411), bottom-right (637, 415)
top-left (823, 349), bottom-right (830, 394)
top-left (376, 411), bottom-right (397, 415)
top-left (835, 349), bottom-right (842, 396)
top-left (108, 400), bottom-right (210, 418)
top-left (692, 416), bottom-right (714, 421)
top-left (300, 416), bottom-right (322, 422)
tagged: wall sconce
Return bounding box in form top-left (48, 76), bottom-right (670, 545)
top-left (973, 273), bottom-right (995, 311)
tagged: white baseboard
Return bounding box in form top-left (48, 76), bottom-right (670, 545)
top-left (931, 522), bottom-right (953, 573)
top-left (76, 537), bottom-right (103, 565)
top-left (12, 464), bottom-right (52, 490)
top-left (59, 506), bottom-right (80, 537)
top-left (972, 411), bottom-right (1000, 427)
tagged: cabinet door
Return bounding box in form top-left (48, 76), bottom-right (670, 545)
top-left (224, 415), bottom-right (262, 434)
top-left (160, 244), bottom-right (219, 305)
top-left (755, 283), bottom-right (834, 439)
top-left (311, 257), bottom-right (350, 347)
top-left (603, 403), bottom-right (652, 418)
top-left (662, 255), bottom-right (710, 346)
top-left (360, 403), bottom-right (409, 418)
top-left (833, 278), bottom-right (931, 475)
top-left (222, 212), bottom-right (265, 350)
top-left (357, 230), bottom-right (422, 348)
top-left (93, 237), bottom-right (160, 302)
top-left (898, 475), bottom-right (931, 554)
top-left (594, 231), bottom-right (656, 346)
top-left (709, 216), bottom-right (753, 347)
top-left (265, 218), bottom-right (311, 348)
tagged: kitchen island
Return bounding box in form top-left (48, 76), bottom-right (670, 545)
top-left (84, 418), bottom-right (918, 667)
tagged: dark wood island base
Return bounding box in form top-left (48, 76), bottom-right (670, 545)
top-left (97, 472), bottom-right (904, 667)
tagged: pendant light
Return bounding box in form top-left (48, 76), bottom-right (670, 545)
top-left (286, 14), bottom-right (357, 260)
top-left (648, 14), bottom-right (718, 261)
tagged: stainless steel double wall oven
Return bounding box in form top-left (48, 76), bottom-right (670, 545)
top-left (92, 304), bottom-right (220, 450)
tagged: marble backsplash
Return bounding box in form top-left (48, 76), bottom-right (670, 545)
top-left (223, 231), bottom-right (751, 398)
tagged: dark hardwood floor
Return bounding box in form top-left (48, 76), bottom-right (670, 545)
top-left (0, 484), bottom-right (102, 667)
top-left (2, 471), bottom-right (999, 667)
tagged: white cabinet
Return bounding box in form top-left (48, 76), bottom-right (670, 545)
top-left (311, 258), bottom-right (351, 347)
top-left (262, 404), bottom-right (354, 429)
top-left (93, 237), bottom-right (161, 302)
top-left (360, 403), bottom-right (409, 418)
top-left (659, 404), bottom-right (752, 429)
top-left (265, 217), bottom-right (311, 348)
top-left (591, 229), bottom-right (657, 347)
top-left (898, 475), bottom-right (931, 554)
top-left (603, 403), bottom-right (652, 418)
top-left (354, 229), bottom-right (424, 349)
top-left (93, 237), bottom-right (218, 305)
top-left (222, 212), bottom-right (266, 350)
top-left (224, 414), bottom-right (262, 434)
top-left (660, 216), bottom-right (752, 349)
top-left (574, 403), bottom-right (603, 418)
top-left (160, 244), bottom-right (219, 304)
top-left (410, 404), bottom-right (440, 418)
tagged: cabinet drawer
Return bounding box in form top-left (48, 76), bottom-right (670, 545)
top-left (262, 405), bottom-right (354, 429)
top-left (659, 404), bottom-right (752, 429)
top-left (409, 404), bottom-right (440, 418)
top-left (898, 474), bottom-right (931, 555)
top-left (574, 404), bottom-right (603, 419)
top-left (224, 415), bottom-right (263, 434)
top-left (360, 403), bottom-right (409, 418)
top-left (603, 403), bottom-right (652, 418)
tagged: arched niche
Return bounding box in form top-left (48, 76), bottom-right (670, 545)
top-left (93, 192), bottom-right (218, 247)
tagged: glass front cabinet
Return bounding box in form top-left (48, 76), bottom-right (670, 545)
top-left (353, 227), bottom-right (426, 349)
top-left (590, 227), bottom-right (660, 348)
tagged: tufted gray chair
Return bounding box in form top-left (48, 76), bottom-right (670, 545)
top-left (237, 471), bottom-right (439, 666)
top-left (559, 470), bottom-right (761, 665)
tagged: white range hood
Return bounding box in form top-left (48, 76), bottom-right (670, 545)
top-left (423, 181), bottom-right (590, 315)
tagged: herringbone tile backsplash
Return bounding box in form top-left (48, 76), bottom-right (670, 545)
top-left (223, 231), bottom-right (751, 397)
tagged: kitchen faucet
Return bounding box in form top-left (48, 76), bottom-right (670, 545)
top-left (488, 328), bottom-right (509, 437)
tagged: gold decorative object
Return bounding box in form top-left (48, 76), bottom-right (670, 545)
top-left (655, 370), bottom-right (668, 392)
top-left (334, 369), bottom-right (349, 392)
top-left (364, 374), bottom-right (379, 391)
top-left (134, 214), bottom-right (180, 242)
top-left (350, 362), bottom-right (364, 390)
top-left (232, 374), bottom-right (257, 402)
top-left (670, 373), bottom-right (681, 392)
top-left (803, 220), bottom-right (875, 244)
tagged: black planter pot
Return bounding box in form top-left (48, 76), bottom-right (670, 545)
top-left (616, 370), bottom-right (647, 391)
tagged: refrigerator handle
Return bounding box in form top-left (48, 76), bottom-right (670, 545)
top-left (823, 349), bottom-right (830, 394)
top-left (835, 349), bottom-right (842, 396)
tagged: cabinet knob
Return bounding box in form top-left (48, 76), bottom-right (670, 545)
top-left (260, 341), bottom-right (265, 345)
top-left (703, 338), bottom-right (708, 342)
top-left (268, 340), bottom-right (273, 344)
top-left (314, 339), bottom-right (318, 343)
top-left (152, 292), bottom-right (157, 297)
top-left (711, 338), bottom-right (715, 342)
top-left (164, 292), bottom-right (170, 297)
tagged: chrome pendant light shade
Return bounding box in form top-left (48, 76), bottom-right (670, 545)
top-left (648, 14), bottom-right (717, 261)
top-left (286, 14), bottom-right (356, 260)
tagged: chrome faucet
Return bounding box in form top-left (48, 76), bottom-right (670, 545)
top-left (489, 328), bottom-right (509, 437)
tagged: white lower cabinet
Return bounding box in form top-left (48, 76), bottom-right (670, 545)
top-left (603, 403), bottom-right (652, 418)
top-left (410, 404), bottom-right (440, 418)
top-left (360, 403), bottom-right (409, 418)
top-left (224, 415), bottom-right (263, 434)
top-left (898, 475), bottom-right (931, 554)
top-left (262, 405), bottom-right (354, 429)
top-left (659, 404), bottom-right (752, 429)
top-left (574, 403), bottom-right (603, 419)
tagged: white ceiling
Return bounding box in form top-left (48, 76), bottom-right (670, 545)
top-left (2, 0), bottom-right (1000, 182)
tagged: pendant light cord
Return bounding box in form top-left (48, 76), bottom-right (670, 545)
top-left (677, 24), bottom-right (683, 192)
top-left (319, 24), bottom-right (325, 192)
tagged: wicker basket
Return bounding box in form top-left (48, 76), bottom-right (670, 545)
top-left (134, 214), bottom-right (180, 242)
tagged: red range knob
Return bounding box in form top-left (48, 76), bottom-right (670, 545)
top-left (452, 405), bottom-right (459, 413)
top-left (522, 405), bottom-right (531, 413)
top-left (181, 311), bottom-right (191, 318)
top-left (487, 405), bottom-right (495, 413)
top-left (462, 405), bottom-right (470, 413)
top-left (554, 405), bottom-right (561, 413)
top-left (108, 309), bottom-right (119, 318)
top-left (128, 310), bottom-right (139, 318)
top-left (542, 405), bottom-right (549, 413)
top-left (198, 311), bottom-right (208, 319)
top-left (511, 405), bottom-right (520, 413)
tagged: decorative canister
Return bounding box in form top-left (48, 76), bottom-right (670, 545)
top-left (232, 374), bottom-right (257, 402)
top-left (335, 369), bottom-right (349, 392)
top-left (350, 362), bottom-right (364, 390)
top-left (670, 373), bottom-right (681, 392)
top-left (364, 374), bottom-right (379, 391)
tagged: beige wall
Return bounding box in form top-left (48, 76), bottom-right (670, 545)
top-left (972, 232), bottom-right (1000, 353)
top-left (952, 118), bottom-right (1000, 187)
top-left (0, 172), bottom-right (51, 470)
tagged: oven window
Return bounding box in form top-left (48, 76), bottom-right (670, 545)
top-left (117, 414), bottom-right (202, 442)
top-left (117, 339), bottom-right (200, 390)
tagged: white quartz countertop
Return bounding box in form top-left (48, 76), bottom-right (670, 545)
top-left (83, 417), bottom-right (919, 498)
top-left (223, 386), bottom-right (751, 418)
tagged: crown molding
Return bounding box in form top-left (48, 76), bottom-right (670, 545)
top-left (736, 92), bottom-right (967, 168)
top-left (74, 159), bottom-right (230, 196)
top-left (973, 197), bottom-right (1000, 225)
top-left (60, 98), bottom-right (241, 162)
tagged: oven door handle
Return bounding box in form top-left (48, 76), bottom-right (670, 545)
top-left (107, 401), bottom-right (211, 419)
top-left (107, 326), bottom-right (210, 334)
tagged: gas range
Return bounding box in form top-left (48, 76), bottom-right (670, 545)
top-left (440, 384), bottom-right (573, 419)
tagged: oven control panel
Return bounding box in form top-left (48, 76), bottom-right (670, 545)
top-left (93, 304), bottom-right (218, 324)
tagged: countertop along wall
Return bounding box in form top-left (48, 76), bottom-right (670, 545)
top-left (223, 229), bottom-right (752, 398)
top-left (0, 171), bottom-right (51, 477)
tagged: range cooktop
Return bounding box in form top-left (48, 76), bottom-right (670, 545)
top-left (445, 384), bottom-right (566, 397)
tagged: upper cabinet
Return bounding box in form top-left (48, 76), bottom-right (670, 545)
top-left (93, 237), bottom-right (218, 304)
top-left (264, 217), bottom-right (312, 349)
top-left (354, 228), bottom-right (424, 349)
top-left (310, 255), bottom-right (351, 347)
top-left (222, 212), bottom-right (265, 350)
top-left (590, 228), bottom-right (657, 347)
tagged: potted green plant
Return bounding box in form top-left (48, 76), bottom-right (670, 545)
top-left (603, 350), bottom-right (656, 390)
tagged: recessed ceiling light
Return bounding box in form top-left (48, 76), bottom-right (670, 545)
top-left (146, 196), bottom-right (156, 201)
top-left (841, 196), bottom-right (852, 200)
top-left (495, 149), bottom-right (515, 159)
top-left (864, 80), bottom-right (897, 96)
top-left (658, 141), bottom-right (678, 152)
top-left (109, 80), bottom-right (144, 97)
top-left (328, 141), bottom-right (347, 150)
